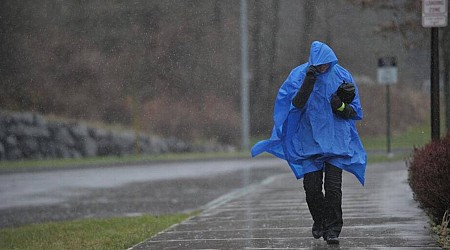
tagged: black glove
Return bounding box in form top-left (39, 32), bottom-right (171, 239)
top-left (292, 66), bottom-right (318, 109)
top-left (331, 92), bottom-right (357, 119)
top-left (337, 82), bottom-right (356, 104)
top-left (331, 94), bottom-right (344, 111)
top-left (306, 65), bottom-right (319, 76)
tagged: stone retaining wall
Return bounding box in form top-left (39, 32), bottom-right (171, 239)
top-left (0, 111), bottom-right (235, 161)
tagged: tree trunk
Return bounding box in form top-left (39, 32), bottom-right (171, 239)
top-left (300, 1), bottom-right (316, 60)
top-left (442, 26), bottom-right (450, 135)
top-left (249, 1), bottom-right (263, 134)
top-left (268, 0), bottom-right (280, 99)
top-left (249, 0), bottom-right (282, 135)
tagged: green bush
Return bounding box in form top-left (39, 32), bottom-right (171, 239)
top-left (408, 135), bottom-right (450, 225)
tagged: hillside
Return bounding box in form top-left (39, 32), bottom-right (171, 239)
top-left (0, 0), bottom-right (433, 145)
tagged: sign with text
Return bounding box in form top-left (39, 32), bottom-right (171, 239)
top-left (422, 0), bottom-right (448, 27)
top-left (377, 57), bottom-right (397, 85)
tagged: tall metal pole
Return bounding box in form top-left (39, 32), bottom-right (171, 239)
top-left (431, 27), bottom-right (440, 140)
top-left (386, 85), bottom-right (392, 156)
top-left (240, 0), bottom-right (250, 151)
top-left (445, 53), bottom-right (450, 135)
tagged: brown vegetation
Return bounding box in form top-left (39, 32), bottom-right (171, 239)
top-left (408, 135), bottom-right (450, 228)
top-left (357, 84), bottom-right (429, 136)
top-left (0, 1), bottom-right (438, 144)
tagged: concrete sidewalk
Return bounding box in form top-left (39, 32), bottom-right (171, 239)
top-left (132, 161), bottom-right (439, 249)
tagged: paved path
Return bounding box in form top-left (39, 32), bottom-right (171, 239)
top-left (0, 158), bottom-right (282, 228)
top-left (131, 161), bottom-right (439, 249)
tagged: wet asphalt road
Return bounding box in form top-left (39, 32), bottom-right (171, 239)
top-left (0, 158), bottom-right (288, 228)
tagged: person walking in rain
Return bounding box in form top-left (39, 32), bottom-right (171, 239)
top-left (251, 41), bottom-right (366, 245)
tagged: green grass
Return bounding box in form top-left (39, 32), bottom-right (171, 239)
top-left (361, 124), bottom-right (431, 151)
top-left (367, 152), bottom-right (410, 164)
top-left (253, 124), bottom-right (433, 152)
top-left (253, 124), bottom-right (435, 164)
top-left (0, 213), bottom-right (195, 250)
top-left (0, 151), bottom-right (250, 172)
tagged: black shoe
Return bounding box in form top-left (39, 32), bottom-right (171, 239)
top-left (325, 235), bottom-right (339, 245)
top-left (311, 223), bottom-right (323, 239)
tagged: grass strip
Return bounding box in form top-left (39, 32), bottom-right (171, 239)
top-left (367, 152), bottom-right (410, 164)
top-left (0, 213), bottom-right (194, 250)
top-left (0, 151), bottom-right (249, 172)
top-left (361, 124), bottom-right (430, 151)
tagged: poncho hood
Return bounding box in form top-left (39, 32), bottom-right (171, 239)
top-left (251, 41), bottom-right (367, 185)
top-left (308, 41), bottom-right (338, 68)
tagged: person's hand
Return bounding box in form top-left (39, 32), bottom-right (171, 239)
top-left (306, 65), bottom-right (319, 76)
top-left (337, 82), bottom-right (356, 104)
top-left (331, 93), bottom-right (344, 111)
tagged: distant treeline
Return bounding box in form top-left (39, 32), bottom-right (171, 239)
top-left (0, 1), bottom-right (438, 144)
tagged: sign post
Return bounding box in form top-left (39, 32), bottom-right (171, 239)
top-left (422, 0), bottom-right (448, 140)
top-left (378, 57), bottom-right (397, 157)
top-left (422, 0), bottom-right (448, 28)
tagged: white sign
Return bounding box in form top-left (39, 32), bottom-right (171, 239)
top-left (377, 57), bottom-right (397, 85)
top-left (422, 0), bottom-right (448, 27)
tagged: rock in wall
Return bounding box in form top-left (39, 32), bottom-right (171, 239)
top-left (0, 111), bottom-right (235, 161)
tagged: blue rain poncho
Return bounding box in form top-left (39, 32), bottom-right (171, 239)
top-left (251, 41), bottom-right (367, 185)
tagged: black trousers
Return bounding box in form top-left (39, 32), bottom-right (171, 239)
top-left (303, 162), bottom-right (343, 237)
